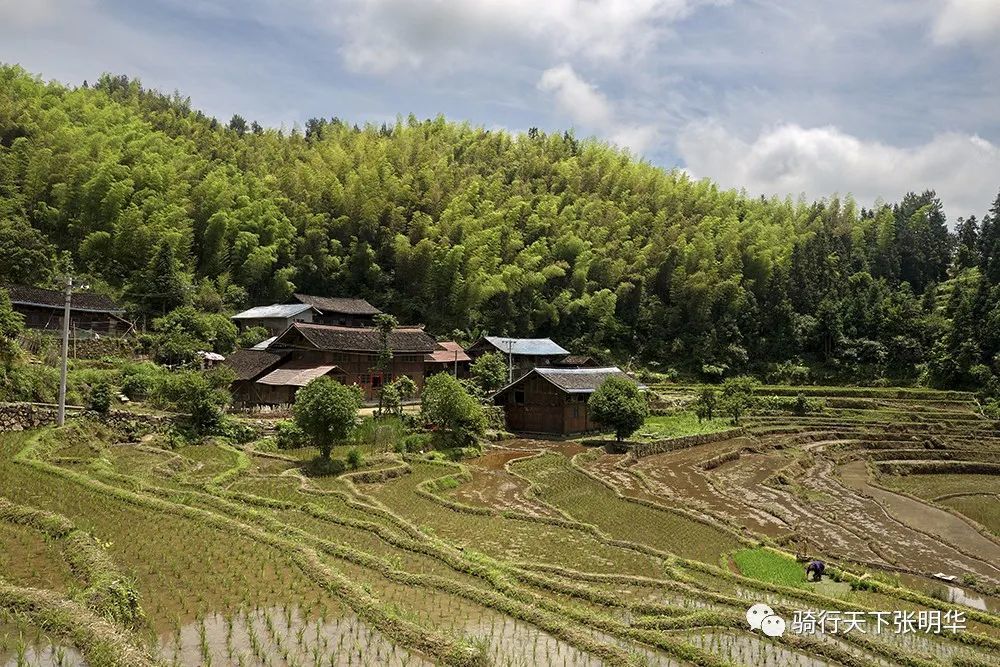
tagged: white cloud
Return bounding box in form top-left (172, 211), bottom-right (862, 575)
top-left (678, 121), bottom-right (1000, 217)
top-left (931, 0), bottom-right (1000, 45)
top-left (538, 64), bottom-right (613, 128)
top-left (538, 64), bottom-right (657, 154)
top-left (334, 0), bottom-right (727, 74)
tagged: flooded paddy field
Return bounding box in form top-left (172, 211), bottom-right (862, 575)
top-left (1, 388), bottom-right (999, 666)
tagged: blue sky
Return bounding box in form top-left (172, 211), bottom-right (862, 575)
top-left (2, 0), bottom-right (998, 219)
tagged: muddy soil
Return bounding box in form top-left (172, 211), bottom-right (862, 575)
top-left (836, 459), bottom-right (1000, 583)
top-left (449, 444), bottom-right (562, 517)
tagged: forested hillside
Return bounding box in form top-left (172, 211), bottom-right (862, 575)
top-left (1, 65), bottom-right (999, 390)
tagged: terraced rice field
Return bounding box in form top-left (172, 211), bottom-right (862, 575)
top-left (1, 387), bottom-right (999, 666)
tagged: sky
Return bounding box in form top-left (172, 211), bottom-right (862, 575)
top-left (1, 0), bottom-right (999, 220)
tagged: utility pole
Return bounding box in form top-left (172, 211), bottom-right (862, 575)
top-left (57, 274), bottom-right (72, 426)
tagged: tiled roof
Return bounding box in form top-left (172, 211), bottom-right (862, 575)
top-left (425, 341), bottom-right (472, 364)
top-left (231, 303), bottom-right (314, 319)
top-left (554, 354), bottom-right (598, 367)
top-left (224, 349), bottom-right (289, 381)
top-left (480, 336), bottom-right (569, 357)
top-left (292, 294), bottom-right (382, 316)
top-left (496, 367), bottom-right (642, 396)
top-left (277, 322), bottom-right (438, 353)
top-left (535, 367), bottom-right (643, 393)
top-left (4, 284), bottom-right (123, 314)
top-left (257, 361), bottom-right (343, 387)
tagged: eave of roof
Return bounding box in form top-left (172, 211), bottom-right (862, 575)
top-left (273, 322), bottom-right (439, 353)
top-left (232, 303), bottom-right (316, 319)
top-left (492, 366), bottom-right (644, 397)
top-left (256, 363), bottom-right (343, 387)
top-left (478, 336), bottom-right (570, 356)
top-left (292, 293), bottom-right (382, 316)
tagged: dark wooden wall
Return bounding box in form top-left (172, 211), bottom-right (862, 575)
top-left (495, 375), bottom-right (595, 435)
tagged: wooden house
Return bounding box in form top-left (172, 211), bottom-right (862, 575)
top-left (424, 341), bottom-right (472, 378)
top-left (492, 367), bottom-right (643, 435)
top-left (226, 322), bottom-right (438, 406)
top-left (224, 349), bottom-right (289, 406)
top-left (230, 303), bottom-right (318, 335)
top-left (290, 294), bottom-right (382, 328)
top-left (466, 336), bottom-right (570, 376)
top-left (4, 284), bottom-right (128, 335)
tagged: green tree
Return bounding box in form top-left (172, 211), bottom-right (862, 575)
top-left (694, 386), bottom-right (717, 422)
top-left (588, 377), bottom-right (648, 441)
top-left (380, 375), bottom-right (417, 417)
top-left (0, 289), bottom-right (24, 371)
top-left (470, 352), bottom-right (508, 395)
top-left (421, 373), bottom-right (486, 448)
top-left (719, 375), bottom-right (759, 425)
top-left (155, 370), bottom-right (230, 433)
top-left (237, 326), bottom-right (271, 349)
top-left (131, 240), bottom-right (189, 315)
top-left (0, 218), bottom-right (53, 284)
top-left (293, 377), bottom-right (362, 459)
top-left (372, 312), bottom-right (398, 413)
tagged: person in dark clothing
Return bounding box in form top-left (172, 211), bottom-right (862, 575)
top-left (805, 560), bottom-right (825, 582)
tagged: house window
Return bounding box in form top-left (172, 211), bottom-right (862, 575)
top-left (371, 373), bottom-right (383, 389)
top-left (514, 390), bottom-right (525, 405)
top-left (573, 406), bottom-right (580, 418)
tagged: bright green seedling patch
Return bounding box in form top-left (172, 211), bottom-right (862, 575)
top-left (732, 548), bottom-right (810, 589)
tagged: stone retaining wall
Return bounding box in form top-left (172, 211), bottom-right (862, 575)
top-left (583, 427), bottom-right (744, 457)
top-left (0, 402), bottom-right (171, 433)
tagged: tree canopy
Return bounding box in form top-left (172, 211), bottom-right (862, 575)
top-left (2, 65), bottom-right (1000, 391)
top-left (589, 377), bottom-right (648, 441)
top-left (293, 377), bottom-right (363, 459)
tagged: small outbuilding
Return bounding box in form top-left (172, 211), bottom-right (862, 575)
top-left (467, 336), bottom-right (570, 376)
top-left (492, 367), bottom-right (643, 436)
top-left (231, 303), bottom-right (318, 335)
top-left (224, 348), bottom-right (290, 406)
top-left (289, 294), bottom-right (382, 328)
top-left (5, 284), bottom-right (129, 335)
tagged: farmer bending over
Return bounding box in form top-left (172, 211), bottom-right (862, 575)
top-left (805, 560), bottom-right (825, 582)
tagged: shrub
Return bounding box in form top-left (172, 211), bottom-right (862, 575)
top-left (0, 364), bottom-right (59, 403)
top-left (150, 306), bottom-right (239, 364)
top-left (293, 377), bottom-right (362, 459)
top-left (154, 370), bottom-right (230, 434)
top-left (89, 382), bottom-right (113, 414)
top-left (589, 376), bottom-right (648, 441)
top-left (401, 432), bottom-right (433, 453)
top-left (768, 361), bottom-right (811, 385)
top-left (0, 287), bottom-right (24, 370)
top-left (303, 456), bottom-right (347, 476)
top-left (346, 447), bottom-right (363, 469)
top-left (421, 373), bottom-right (487, 448)
top-left (275, 420), bottom-right (306, 450)
top-left (119, 362), bottom-right (162, 401)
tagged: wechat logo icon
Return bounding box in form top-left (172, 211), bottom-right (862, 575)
top-left (747, 603), bottom-right (786, 637)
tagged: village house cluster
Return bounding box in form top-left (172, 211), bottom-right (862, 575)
top-left (5, 284), bottom-right (641, 436)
